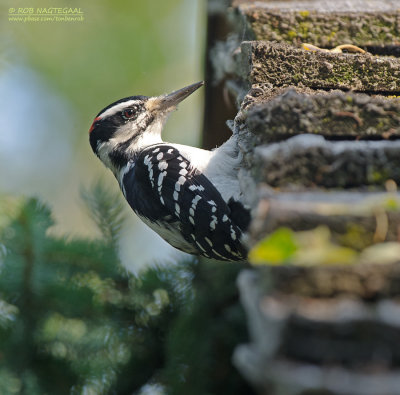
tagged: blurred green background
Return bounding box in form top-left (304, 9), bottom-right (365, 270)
top-left (0, 3), bottom-right (255, 394)
top-left (1, 0), bottom-right (206, 270)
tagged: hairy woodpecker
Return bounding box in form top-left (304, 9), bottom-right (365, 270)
top-left (89, 81), bottom-right (250, 261)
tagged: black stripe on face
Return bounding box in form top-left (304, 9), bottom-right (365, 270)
top-left (89, 96), bottom-right (149, 155)
top-left (89, 118), bottom-right (117, 153)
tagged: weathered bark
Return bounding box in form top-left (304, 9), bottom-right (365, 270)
top-left (240, 41), bottom-right (400, 92)
top-left (207, 0), bottom-right (400, 393)
top-left (234, 267), bottom-right (400, 395)
top-left (253, 136), bottom-right (400, 188)
top-left (247, 190), bottom-right (400, 248)
top-left (241, 88), bottom-right (400, 142)
top-left (234, 0), bottom-right (400, 48)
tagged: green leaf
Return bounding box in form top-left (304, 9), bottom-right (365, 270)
top-left (248, 228), bottom-right (298, 265)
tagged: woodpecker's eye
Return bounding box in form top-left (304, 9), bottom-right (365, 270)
top-left (122, 108), bottom-right (135, 120)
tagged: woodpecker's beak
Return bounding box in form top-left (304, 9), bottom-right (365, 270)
top-left (156, 81), bottom-right (204, 111)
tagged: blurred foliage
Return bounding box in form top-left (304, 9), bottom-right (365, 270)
top-left (293, 226), bottom-right (357, 265)
top-left (249, 226), bottom-right (358, 266)
top-left (249, 225), bottom-right (400, 267)
top-left (3, 0), bottom-right (204, 145)
top-left (248, 228), bottom-right (298, 265)
top-left (81, 180), bottom-right (126, 246)
top-left (0, 189), bottom-right (253, 394)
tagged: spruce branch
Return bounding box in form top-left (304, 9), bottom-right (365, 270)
top-left (81, 180), bottom-right (126, 246)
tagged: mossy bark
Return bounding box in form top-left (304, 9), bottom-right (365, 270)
top-left (240, 87), bottom-right (400, 141)
top-left (247, 190), bottom-right (400, 249)
top-left (240, 41), bottom-right (400, 91)
top-left (253, 135), bottom-right (400, 188)
top-left (234, 266), bottom-right (400, 395)
top-left (236, 5), bottom-right (400, 47)
top-left (207, 1), bottom-right (400, 393)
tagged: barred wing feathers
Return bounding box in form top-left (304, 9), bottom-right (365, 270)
top-left (122, 145), bottom-right (248, 261)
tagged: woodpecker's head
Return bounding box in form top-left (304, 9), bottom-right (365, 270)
top-left (89, 81), bottom-right (204, 171)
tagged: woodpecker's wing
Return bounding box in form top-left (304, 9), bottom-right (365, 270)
top-left (122, 145), bottom-right (248, 261)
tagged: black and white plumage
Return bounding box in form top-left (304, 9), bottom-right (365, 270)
top-left (89, 81), bottom-right (250, 261)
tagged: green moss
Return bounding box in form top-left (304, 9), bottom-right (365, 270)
top-left (369, 169), bottom-right (390, 183)
top-left (249, 228), bottom-right (298, 265)
top-left (337, 224), bottom-right (373, 250)
top-left (298, 21), bottom-right (310, 37)
top-left (292, 74), bottom-right (301, 83)
top-left (246, 11), bottom-right (400, 46)
top-left (327, 30), bottom-right (337, 41)
top-left (250, 226), bottom-right (358, 266)
top-left (385, 197), bottom-right (400, 211)
top-left (346, 95), bottom-right (353, 104)
top-left (298, 10), bottom-right (310, 18)
top-left (376, 120), bottom-right (385, 129)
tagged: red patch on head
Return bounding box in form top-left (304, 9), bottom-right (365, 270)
top-left (89, 116), bottom-right (102, 133)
